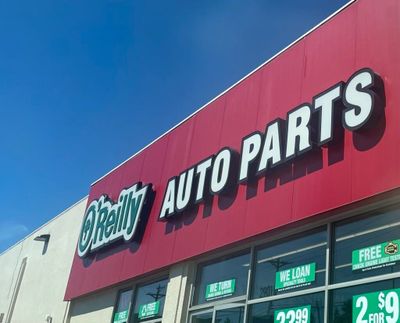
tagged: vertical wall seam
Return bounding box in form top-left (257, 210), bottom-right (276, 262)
top-left (5, 257), bottom-right (27, 323)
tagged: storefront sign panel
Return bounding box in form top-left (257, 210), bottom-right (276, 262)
top-left (353, 288), bottom-right (400, 323)
top-left (274, 305), bottom-right (311, 323)
top-left (113, 310), bottom-right (129, 323)
top-left (65, 0), bottom-right (400, 300)
top-left (275, 263), bottom-right (316, 291)
top-left (138, 301), bottom-right (160, 319)
top-left (352, 240), bottom-right (400, 271)
top-left (205, 279), bottom-right (236, 301)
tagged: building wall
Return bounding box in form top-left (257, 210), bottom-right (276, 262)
top-left (67, 262), bottom-right (196, 323)
top-left (66, 192), bottom-right (400, 323)
top-left (67, 287), bottom-right (118, 323)
top-left (66, 0), bottom-right (400, 300)
top-left (162, 263), bottom-right (195, 323)
top-left (0, 197), bottom-right (87, 323)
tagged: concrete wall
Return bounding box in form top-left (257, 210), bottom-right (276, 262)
top-left (0, 194), bottom-right (195, 323)
top-left (162, 263), bottom-right (195, 323)
top-left (67, 262), bottom-right (196, 323)
top-left (67, 288), bottom-right (118, 323)
top-left (0, 197), bottom-right (87, 323)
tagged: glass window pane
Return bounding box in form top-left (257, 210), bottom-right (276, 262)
top-left (252, 229), bottom-right (326, 299)
top-left (191, 312), bottom-right (213, 323)
top-left (113, 290), bottom-right (133, 323)
top-left (249, 292), bottom-right (324, 323)
top-left (132, 278), bottom-right (169, 322)
top-left (215, 307), bottom-right (244, 323)
top-left (333, 209), bottom-right (400, 283)
top-left (330, 279), bottom-right (400, 323)
top-left (194, 251), bottom-right (250, 305)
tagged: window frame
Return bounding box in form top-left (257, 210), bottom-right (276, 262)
top-left (251, 226), bottom-right (328, 300)
top-left (185, 192), bottom-right (400, 323)
top-left (112, 273), bottom-right (169, 323)
top-left (192, 248), bottom-right (252, 307)
top-left (131, 276), bottom-right (169, 323)
top-left (111, 288), bottom-right (134, 323)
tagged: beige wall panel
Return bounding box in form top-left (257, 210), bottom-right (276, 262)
top-left (0, 197), bottom-right (87, 323)
top-left (68, 288), bottom-right (117, 323)
top-left (162, 262), bottom-right (195, 323)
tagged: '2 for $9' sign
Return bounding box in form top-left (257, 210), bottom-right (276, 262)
top-left (353, 289), bottom-right (399, 323)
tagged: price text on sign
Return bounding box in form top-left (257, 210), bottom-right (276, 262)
top-left (113, 310), bottom-right (128, 323)
top-left (352, 240), bottom-right (400, 271)
top-left (353, 288), bottom-right (400, 323)
top-left (138, 301), bottom-right (160, 319)
top-left (275, 263), bottom-right (316, 290)
top-left (205, 278), bottom-right (236, 301)
top-left (274, 305), bottom-right (311, 323)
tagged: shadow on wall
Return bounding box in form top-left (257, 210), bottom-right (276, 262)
top-left (81, 72), bottom-right (387, 262)
top-left (68, 289), bottom-right (117, 320)
top-left (81, 189), bottom-right (155, 268)
top-left (164, 73), bottom-right (387, 234)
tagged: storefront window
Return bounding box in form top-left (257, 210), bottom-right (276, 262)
top-left (131, 278), bottom-right (169, 323)
top-left (193, 251), bottom-right (250, 305)
top-left (187, 205), bottom-right (400, 323)
top-left (191, 311), bottom-right (212, 323)
top-left (332, 209), bottom-right (400, 283)
top-left (113, 289), bottom-right (133, 323)
top-left (249, 292), bottom-right (324, 323)
top-left (330, 279), bottom-right (400, 323)
top-left (215, 306), bottom-right (244, 323)
top-left (251, 229), bottom-right (326, 299)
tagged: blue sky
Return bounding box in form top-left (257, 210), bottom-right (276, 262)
top-left (0, 0), bottom-right (349, 253)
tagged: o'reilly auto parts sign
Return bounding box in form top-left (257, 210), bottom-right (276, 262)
top-left (158, 68), bottom-right (384, 219)
top-left (78, 67), bottom-right (385, 257)
top-left (78, 182), bottom-right (154, 257)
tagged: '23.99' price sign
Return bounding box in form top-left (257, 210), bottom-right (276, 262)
top-left (353, 288), bottom-right (399, 323)
top-left (274, 305), bottom-right (310, 323)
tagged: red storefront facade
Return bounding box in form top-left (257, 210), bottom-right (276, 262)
top-left (65, 0), bottom-right (400, 322)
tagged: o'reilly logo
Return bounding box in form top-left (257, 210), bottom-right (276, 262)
top-left (78, 182), bottom-right (153, 258)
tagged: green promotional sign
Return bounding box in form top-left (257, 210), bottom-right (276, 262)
top-left (138, 301), bottom-right (160, 319)
top-left (114, 310), bottom-right (129, 323)
top-left (274, 305), bottom-right (311, 323)
top-left (352, 240), bottom-right (400, 271)
top-left (275, 263), bottom-right (316, 290)
top-left (353, 288), bottom-right (400, 323)
top-left (205, 278), bottom-right (236, 301)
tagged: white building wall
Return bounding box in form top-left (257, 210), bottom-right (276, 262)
top-left (162, 262), bottom-right (195, 323)
top-left (67, 262), bottom-right (195, 323)
top-left (0, 193), bottom-right (194, 323)
top-left (67, 287), bottom-right (118, 323)
top-left (0, 197), bottom-right (87, 323)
